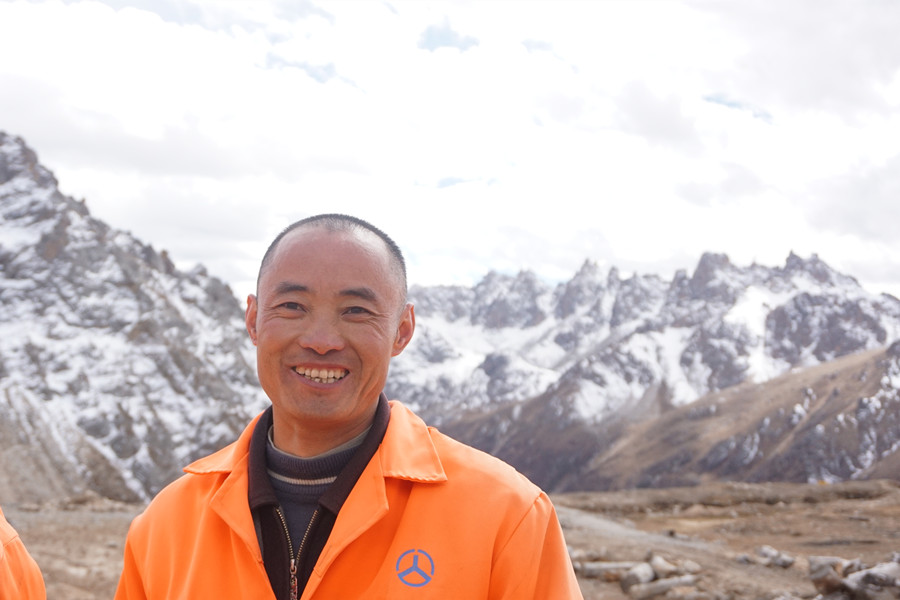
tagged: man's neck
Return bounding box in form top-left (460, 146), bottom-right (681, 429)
top-left (270, 415), bottom-right (376, 458)
top-left (268, 425), bottom-right (371, 460)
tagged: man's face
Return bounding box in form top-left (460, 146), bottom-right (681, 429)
top-left (245, 227), bottom-right (414, 452)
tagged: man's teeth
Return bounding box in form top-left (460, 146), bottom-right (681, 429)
top-left (294, 367), bottom-right (348, 383)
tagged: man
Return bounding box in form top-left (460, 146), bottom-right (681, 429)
top-left (1, 506), bottom-right (46, 599)
top-left (115, 214), bottom-right (583, 599)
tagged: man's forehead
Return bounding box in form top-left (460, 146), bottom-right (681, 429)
top-left (280, 224), bottom-right (384, 254)
top-left (262, 227), bottom-right (398, 290)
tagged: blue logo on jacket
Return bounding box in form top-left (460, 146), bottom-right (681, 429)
top-left (396, 549), bottom-right (435, 587)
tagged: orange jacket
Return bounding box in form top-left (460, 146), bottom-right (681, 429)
top-left (0, 506), bottom-right (46, 600)
top-left (115, 401), bottom-right (583, 599)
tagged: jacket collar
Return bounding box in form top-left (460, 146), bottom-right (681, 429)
top-left (184, 397), bottom-right (448, 484)
top-left (379, 400), bottom-right (447, 483)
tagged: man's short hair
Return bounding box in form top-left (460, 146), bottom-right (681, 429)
top-left (257, 213), bottom-right (408, 301)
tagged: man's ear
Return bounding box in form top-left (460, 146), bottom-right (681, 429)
top-left (391, 303), bottom-right (415, 357)
top-left (245, 294), bottom-right (259, 346)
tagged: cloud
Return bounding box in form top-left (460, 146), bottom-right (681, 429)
top-left (4, 0), bottom-right (900, 302)
top-left (436, 176), bottom-right (466, 189)
top-left (677, 163), bottom-right (766, 207)
top-left (522, 39), bottom-right (553, 53)
top-left (699, 0), bottom-right (900, 119)
top-left (418, 19), bottom-right (478, 52)
top-left (0, 74), bottom-right (238, 179)
top-left (80, 0), bottom-right (207, 27)
top-left (265, 54), bottom-right (338, 83)
top-left (273, 0), bottom-right (335, 24)
top-left (614, 82), bottom-right (701, 152)
top-left (808, 154), bottom-right (900, 243)
top-left (703, 94), bottom-right (772, 123)
top-left (83, 0), bottom-right (334, 31)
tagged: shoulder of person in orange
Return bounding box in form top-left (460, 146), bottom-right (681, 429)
top-left (1, 505), bottom-right (47, 600)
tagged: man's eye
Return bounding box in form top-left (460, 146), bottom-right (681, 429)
top-left (345, 306), bottom-right (371, 315)
top-left (280, 302), bottom-right (303, 311)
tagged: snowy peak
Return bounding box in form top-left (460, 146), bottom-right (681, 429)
top-left (781, 251), bottom-right (859, 289)
top-left (554, 260), bottom-right (605, 319)
top-left (398, 249), bottom-right (900, 427)
top-left (393, 248), bottom-right (900, 491)
top-left (0, 131), bottom-right (265, 503)
top-left (687, 251), bottom-right (738, 303)
top-left (471, 270), bottom-right (552, 329)
top-left (0, 132), bottom-right (59, 191)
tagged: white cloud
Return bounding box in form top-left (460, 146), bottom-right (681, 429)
top-left (701, 0), bottom-right (900, 118)
top-left (1, 0), bottom-right (900, 303)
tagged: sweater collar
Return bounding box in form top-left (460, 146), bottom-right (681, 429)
top-left (247, 394), bottom-right (392, 514)
top-left (182, 394), bottom-right (448, 497)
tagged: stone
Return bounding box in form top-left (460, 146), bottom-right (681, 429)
top-left (621, 563), bottom-right (656, 592)
top-left (756, 545), bottom-right (795, 568)
top-left (650, 554), bottom-right (679, 578)
top-left (809, 556), bottom-right (848, 595)
top-left (843, 562), bottom-right (900, 600)
top-left (577, 561), bottom-right (642, 580)
top-left (627, 575), bottom-right (699, 599)
top-left (681, 559), bottom-right (703, 575)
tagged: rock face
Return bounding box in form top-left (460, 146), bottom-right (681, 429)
top-left (577, 344), bottom-right (900, 491)
top-left (0, 132), bottom-right (267, 503)
top-left (2, 129), bottom-right (900, 502)
top-left (390, 251), bottom-right (900, 491)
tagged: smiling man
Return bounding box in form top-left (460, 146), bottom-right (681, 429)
top-left (115, 214), bottom-right (583, 599)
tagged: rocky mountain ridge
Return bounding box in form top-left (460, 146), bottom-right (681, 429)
top-left (1, 130), bottom-right (898, 503)
top-left (0, 132), bottom-right (267, 502)
top-left (388, 244), bottom-right (900, 490)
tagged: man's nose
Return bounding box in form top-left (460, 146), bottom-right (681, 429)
top-left (297, 316), bottom-right (344, 354)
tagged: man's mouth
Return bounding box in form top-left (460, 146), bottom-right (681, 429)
top-left (293, 367), bottom-right (349, 384)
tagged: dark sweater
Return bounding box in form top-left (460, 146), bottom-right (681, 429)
top-left (265, 425), bottom-right (366, 555)
top-left (248, 396), bottom-right (391, 600)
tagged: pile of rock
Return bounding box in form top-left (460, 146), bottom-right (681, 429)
top-left (737, 545), bottom-right (796, 569)
top-left (808, 554), bottom-right (900, 600)
top-left (571, 544), bottom-right (900, 600)
top-left (571, 549), bottom-right (703, 599)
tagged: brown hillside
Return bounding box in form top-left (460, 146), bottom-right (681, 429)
top-left (582, 345), bottom-right (898, 490)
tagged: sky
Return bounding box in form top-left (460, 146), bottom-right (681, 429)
top-left (2, 0), bottom-right (900, 302)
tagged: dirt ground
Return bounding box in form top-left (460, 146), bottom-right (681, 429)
top-left (4, 479), bottom-right (899, 599)
top-left (557, 478), bottom-right (900, 600)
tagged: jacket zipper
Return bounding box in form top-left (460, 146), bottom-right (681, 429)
top-left (275, 506), bottom-right (321, 600)
top-left (275, 507), bottom-right (298, 600)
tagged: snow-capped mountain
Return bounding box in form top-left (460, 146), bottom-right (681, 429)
top-left (2, 130), bottom-right (898, 503)
top-left (0, 132), bottom-right (267, 503)
top-left (390, 252), bottom-right (900, 424)
top-left (385, 250), bottom-right (900, 491)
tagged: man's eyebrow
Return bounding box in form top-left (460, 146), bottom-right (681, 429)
top-left (273, 282), bottom-right (309, 295)
top-left (340, 287), bottom-right (379, 303)
top-left (271, 282), bottom-right (379, 303)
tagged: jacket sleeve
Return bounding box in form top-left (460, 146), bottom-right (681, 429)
top-left (113, 522), bottom-right (149, 600)
top-left (488, 492), bottom-right (584, 599)
top-left (0, 509), bottom-right (47, 600)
